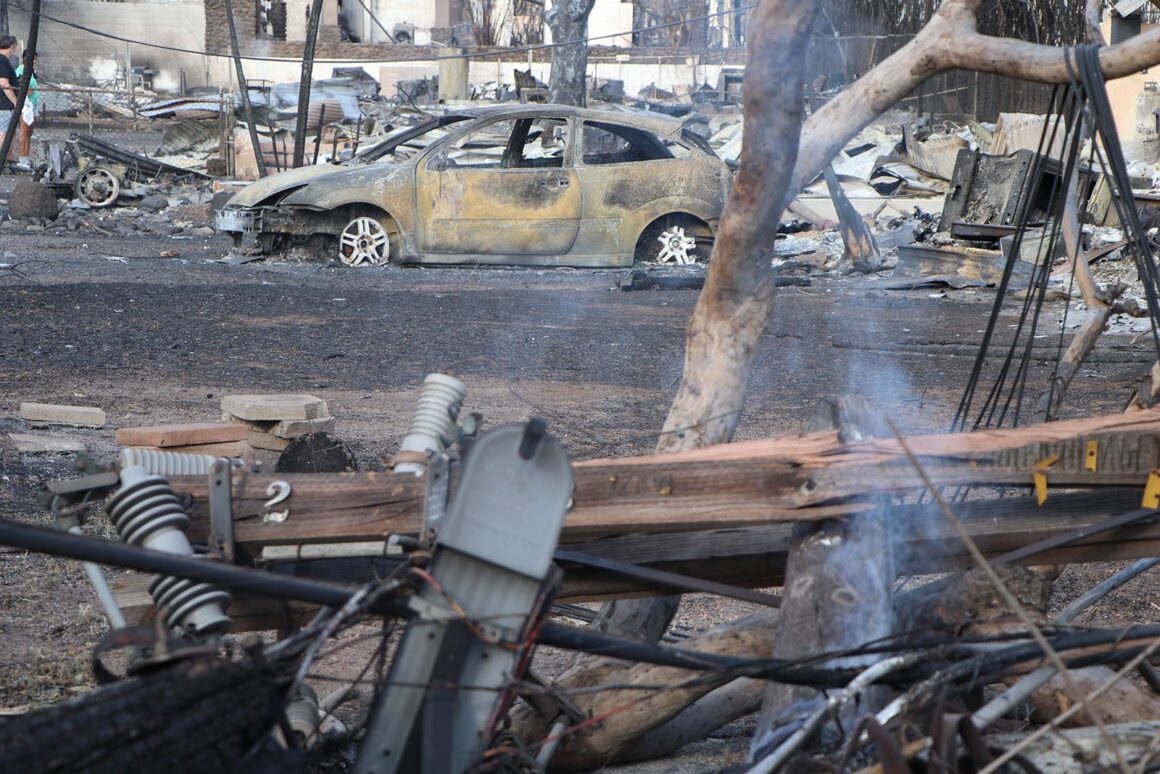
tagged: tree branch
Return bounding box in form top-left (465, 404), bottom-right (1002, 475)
top-left (793, 0), bottom-right (1160, 194)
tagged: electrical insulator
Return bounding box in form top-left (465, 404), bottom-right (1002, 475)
top-left (107, 466), bottom-right (230, 635)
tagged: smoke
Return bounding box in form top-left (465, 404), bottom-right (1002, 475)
top-left (88, 57), bottom-right (119, 84)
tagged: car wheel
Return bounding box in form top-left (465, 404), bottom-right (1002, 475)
top-left (636, 216), bottom-right (712, 265)
top-left (75, 167), bottom-right (121, 208)
top-left (338, 216), bottom-right (392, 267)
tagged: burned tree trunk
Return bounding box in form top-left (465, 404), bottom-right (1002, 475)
top-left (513, 609), bottom-right (777, 768)
top-left (545, 0), bottom-right (596, 106)
top-left (823, 165), bottom-right (883, 274)
top-left (654, 0), bottom-right (815, 454)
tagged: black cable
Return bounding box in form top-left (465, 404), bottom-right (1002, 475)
top-left (951, 84), bottom-right (1069, 432)
top-left (0, 518), bottom-right (409, 615)
top-left (954, 41), bottom-right (1160, 433)
top-left (1075, 43), bottom-right (1160, 358)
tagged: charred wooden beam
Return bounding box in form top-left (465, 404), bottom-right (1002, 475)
top-left (167, 406), bottom-right (1160, 549)
top-left (112, 487), bottom-right (1160, 632)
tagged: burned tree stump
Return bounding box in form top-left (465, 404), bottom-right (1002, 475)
top-left (752, 396), bottom-right (895, 759)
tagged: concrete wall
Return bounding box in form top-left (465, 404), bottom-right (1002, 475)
top-left (9, 0), bottom-right (213, 91)
top-left (344, 0), bottom-right (440, 45)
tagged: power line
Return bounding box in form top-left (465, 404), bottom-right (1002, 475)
top-left (7, 1), bottom-right (755, 66)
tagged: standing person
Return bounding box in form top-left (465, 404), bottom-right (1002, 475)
top-left (14, 53), bottom-right (37, 166)
top-left (0, 36), bottom-right (17, 162)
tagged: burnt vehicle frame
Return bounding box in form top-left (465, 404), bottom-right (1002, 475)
top-left (216, 105), bottom-right (731, 267)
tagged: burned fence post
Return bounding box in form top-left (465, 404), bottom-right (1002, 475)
top-left (0, 0), bottom-right (39, 171)
top-left (225, 0), bottom-right (267, 178)
top-left (311, 104), bottom-right (326, 165)
top-left (292, 0), bottom-right (325, 169)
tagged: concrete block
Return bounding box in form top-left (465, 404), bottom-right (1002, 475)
top-left (20, 402), bottom-right (106, 427)
top-left (116, 423), bottom-right (248, 448)
top-left (221, 394), bottom-right (328, 422)
top-left (248, 430), bottom-right (291, 452)
top-left (9, 433), bottom-right (87, 454)
top-left (271, 416), bottom-right (336, 438)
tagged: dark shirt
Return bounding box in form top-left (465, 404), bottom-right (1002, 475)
top-left (0, 56), bottom-right (16, 111)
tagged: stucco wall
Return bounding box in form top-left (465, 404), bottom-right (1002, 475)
top-left (1101, 17), bottom-right (1157, 143)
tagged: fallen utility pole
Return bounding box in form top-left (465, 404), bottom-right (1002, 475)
top-left (0, 0), bottom-right (38, 171)
top-left (292, 0), bottom-right (324, 169)
top-left (163, 406), bottom-right (1160, 546)
top-left (224, 0), bottom-right (266, 178)
top-left (101, 406), bottom-right (1160, 630)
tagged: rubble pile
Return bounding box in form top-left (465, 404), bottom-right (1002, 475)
top-left (0, 193), bottom-right (217, 239)
top-left (220, 394), bottom-right (337, 457)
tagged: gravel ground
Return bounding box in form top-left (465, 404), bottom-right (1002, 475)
top-left (2, 164), bottom-right (1159, 770)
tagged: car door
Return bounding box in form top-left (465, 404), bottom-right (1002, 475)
top-left (416, 116), bottom-right (582, 256)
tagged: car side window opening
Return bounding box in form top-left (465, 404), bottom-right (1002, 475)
top-left (444, 119), bottom-right (519, 168)
top-left (580, 122), bottom-right (690, 165)
top-left (441, 117), bottom-right (569, 169)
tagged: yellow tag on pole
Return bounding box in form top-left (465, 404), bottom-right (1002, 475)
top-left (1143, 469), bottom-right (1160, 509)
top-left (1034, 455), bottom-right (1059, 507)
top-left (1084, 440), bottom-right (1099, 473)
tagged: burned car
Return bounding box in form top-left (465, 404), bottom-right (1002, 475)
top-left (215, 105), bottom-right (731, 267)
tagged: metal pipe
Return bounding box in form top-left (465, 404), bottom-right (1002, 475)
top-left (535, 719), bottom-right (568, 768)
top-left (0, 0), bottom-right (40, 171)
top-left (0, 518), bottom-right (402, 612)
top-left (1057, 558), bottom-right (1160, 624)
top-left (261, 540), bottom-right (403, 562)
top-left (972, 664), bottom-right (1057, 730)
top-left (69, 526), bottom-right (128, 629)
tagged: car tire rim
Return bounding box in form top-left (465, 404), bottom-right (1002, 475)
top-left (76, 167), bottom-right (120, 208)
top-left (338, 217), bottom-right (389, 267)
top-left (654, 225), bottom-right (698, 265)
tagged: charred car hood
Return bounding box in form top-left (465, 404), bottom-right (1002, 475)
top-left (277, 163), bottom-right (413, 208)
top-left (227, 164), bottom-right (349, 208)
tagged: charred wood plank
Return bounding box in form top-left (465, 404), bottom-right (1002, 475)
top-left (165, 406), bottom-right (1160, 549)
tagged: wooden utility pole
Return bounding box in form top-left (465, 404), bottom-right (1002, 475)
top-left (292, 0), bottom-right (324, 168)
top-left (0, 0), bottom-right (38, 171)
top-left (225, 0), bottom-right (266, 177)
